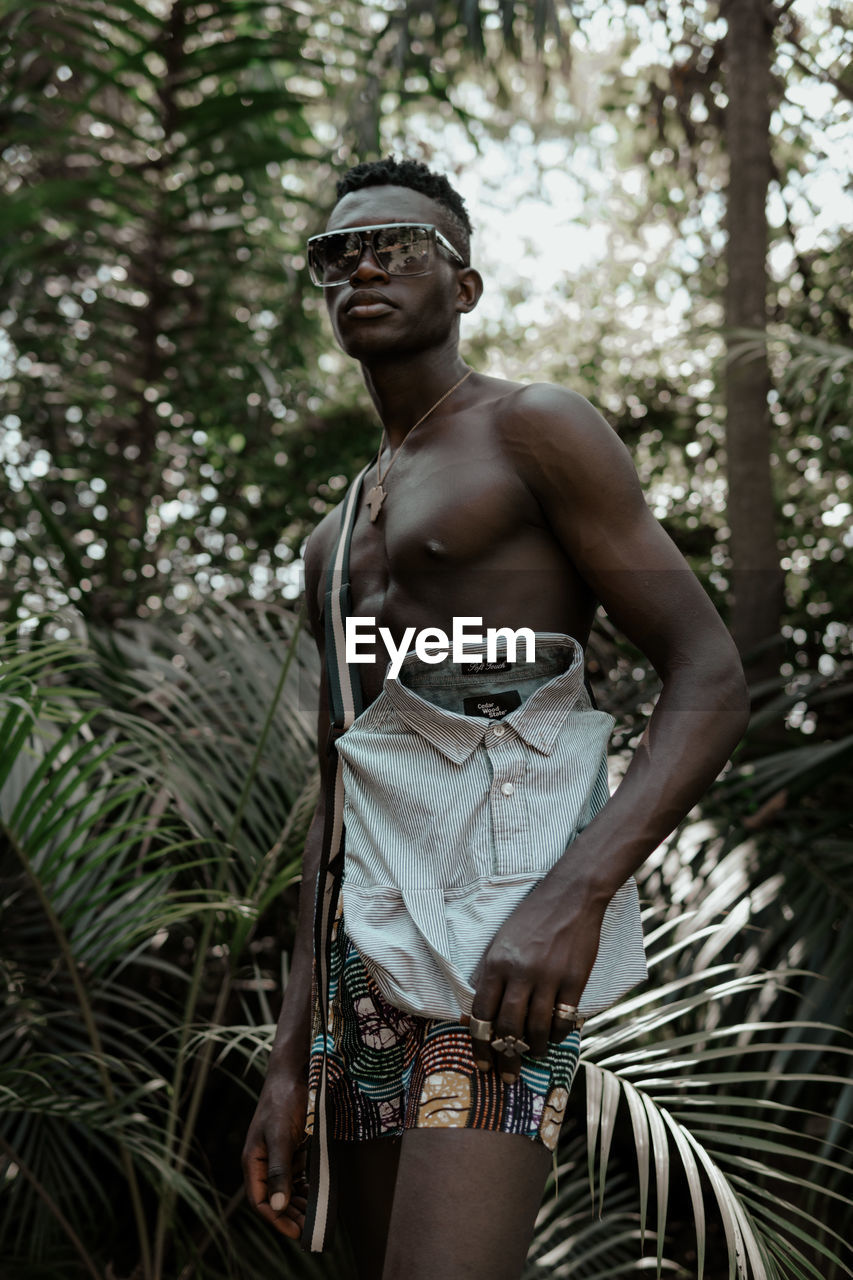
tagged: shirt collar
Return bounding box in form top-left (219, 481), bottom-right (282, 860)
top-left (383, 633), bottom-right (588, 763)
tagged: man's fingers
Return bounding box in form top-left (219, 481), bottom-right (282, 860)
top-left (471, 968), bottom-right (576, 1078)
top-left (242, 1141), bottom-right (272, 1213)
top-left (266, 1155), bottom-right (292, 1214)
top-left (275, 1155), bottom-right (308, 1237)
top-left (470, 970), bottom-right (503, 1071)
top-left (492, 983), bottom-right (532, 1083)
top-left (527, 987), bottom-right (560, 1058)
top-left (261, 1204), bottom-right (304, 1239)
top-left (243, 1144), bottom-right (302, 1240)
top-left (269, 1133), bottom-right (311, 1214)
top-left (492, 1044), bottom-right (523, 1082)
top-left (550, 989), bottom-right (585, 1044)
top-left (242, 1078), bottom-right (311, 1242)
top-left (469, 1025), bottom-right (493, 1071)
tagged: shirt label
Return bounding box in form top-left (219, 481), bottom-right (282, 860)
top-left (460, 659), bottom-right (513, 674)
top-left (463, 691), bottom-right (522, 720)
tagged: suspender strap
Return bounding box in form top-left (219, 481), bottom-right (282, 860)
top-left (303, 464), bottom-right (370, 1252)
top-left (323, 470), bottom-right (367, 731)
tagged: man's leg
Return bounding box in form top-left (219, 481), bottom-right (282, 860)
top-left (381, 1128), bottom-right (552, 1280)
top-left (333, 1136), bottom-right (402, 1280)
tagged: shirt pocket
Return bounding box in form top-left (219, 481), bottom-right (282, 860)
top-left (488, 759), bottom-right (535, 877)
top-left (491, 711), bottom-right (614, 878)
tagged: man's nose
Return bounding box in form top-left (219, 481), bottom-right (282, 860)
top-left (350, 241), bottom-right (389, 281)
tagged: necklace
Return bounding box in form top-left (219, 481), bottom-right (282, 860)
top-left (365, 368), bottom-right (473, 522)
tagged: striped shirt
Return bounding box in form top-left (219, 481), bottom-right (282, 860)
top-left (338, 632), bottom-right (647, 1021)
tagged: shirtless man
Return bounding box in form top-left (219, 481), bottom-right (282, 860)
top-left (242, 158), bottom-right (749, 1280)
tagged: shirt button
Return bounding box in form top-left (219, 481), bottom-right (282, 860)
top-left (492, 725), bottom-right (506, 737)
top-left (501, 782), bottom-right (515, 796)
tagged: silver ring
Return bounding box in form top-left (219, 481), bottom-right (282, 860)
top-left (554, 1002), bottom-right (578, 1018)
top-left (553, 1002), bottom-right (584, 1030)
top-left (469, 1016), bottom-right (494, 1040)
top-left (490, 1034), bottom-right (531, 1056)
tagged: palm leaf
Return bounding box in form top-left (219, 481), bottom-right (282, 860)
top-left (525, 1133), bottom-right (682, 1276)
top-left (0, 611), bottom-right (317, 1276)
top-left (575, 903), bottom-right (853, 1278)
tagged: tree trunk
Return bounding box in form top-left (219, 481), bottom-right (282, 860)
top-left (722, 0), bottom-right (784, 677)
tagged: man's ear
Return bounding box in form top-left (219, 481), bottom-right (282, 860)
top-left (455, 267), bottom-right (484, 314)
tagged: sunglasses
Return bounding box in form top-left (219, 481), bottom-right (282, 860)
top-left (306, 222), bottom-right (466, 287)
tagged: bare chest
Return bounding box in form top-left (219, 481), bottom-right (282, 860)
top-left (313, 417), bottom-right (595, 704)
top-left (347, 432), bottom-right (540, 604)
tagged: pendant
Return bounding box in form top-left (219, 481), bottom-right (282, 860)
top-left (366, 484), bottom-right (386, 522)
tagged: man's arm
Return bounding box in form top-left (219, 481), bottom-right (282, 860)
top-left (512, 383), bottom-right (751, 887)
top-left (242, 520), bottom-right (334, 1239)
top-left (471, 385), bottom-right (750, 1074)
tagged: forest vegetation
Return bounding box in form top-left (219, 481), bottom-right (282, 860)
top-left (1, 2), bottom-right (851, 1277)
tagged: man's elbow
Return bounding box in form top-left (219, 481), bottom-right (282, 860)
top-left (704, 642), bottom-right (751, 742)
top-left (723, 664), bottom-right (751, 743)
top-left (666, 634), bottom-right (750, 740)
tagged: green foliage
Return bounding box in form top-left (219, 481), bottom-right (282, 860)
top-left (2, 2), bottom-right (852, 1275)
top-left (724, 324), bottom-right (853, 653)
top-left (0, 0), bottom-right (327, 624)
top-left (438, 2), bottom-right (853, 659)
top-left (3, 0), bottom-right (850, 653)
top-left (0, 608), bottom-right (330, 1278)
top-left (3, 615), bottom-right (853, 1278)
top-left (525, 1133), bottom-right (683, 1276)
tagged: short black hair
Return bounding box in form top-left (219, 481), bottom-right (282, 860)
top-left (335, 157), bottom-right (472, 264)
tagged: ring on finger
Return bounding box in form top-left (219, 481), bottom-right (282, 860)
top-left (469, 1016), bottom-right (494, 1040)
top-left (553, 1002), bottom-right (585, 1031)
top-left (491, 1033), bottom-right (530, 1056)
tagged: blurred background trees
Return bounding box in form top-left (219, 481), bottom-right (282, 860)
top-left (1, 1), bottom-right (851, 1277)
top-left (2, 0), bottom-right (851, 651)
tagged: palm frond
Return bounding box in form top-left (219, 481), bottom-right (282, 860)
top-left (1, 607), bottom-right (318, 1277)
top-left (727, 329), bottom-right (853, 429)
top-left (525, 1134), bottom-right (683, 1277)
top-left (578, 906), bottom-right (853, 1279)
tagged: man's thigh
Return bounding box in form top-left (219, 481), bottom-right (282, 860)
top-left (333, 1136), bottom-right (402, 1280)
top-left (381, 1128), bottom-right (552, 1280)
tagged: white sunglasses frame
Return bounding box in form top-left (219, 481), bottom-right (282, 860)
top-left (306, 221), bottom-right (466, 287)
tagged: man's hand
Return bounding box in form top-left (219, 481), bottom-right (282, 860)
top-left (242, 1066), bottom-right (310, 1240)
top-left (468, 875), bottom-right (603, 1082)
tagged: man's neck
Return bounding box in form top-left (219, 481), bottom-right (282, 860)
top-left (361, 345), bottom-right (470, 447)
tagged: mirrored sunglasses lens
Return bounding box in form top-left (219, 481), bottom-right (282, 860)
top-left (376, 225), bottom-right (430, 274)
top-left (314, 231), bottom-right (361, 282)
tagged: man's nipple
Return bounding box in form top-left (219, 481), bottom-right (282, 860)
top-left (425, 539), bottom-right (446, 558)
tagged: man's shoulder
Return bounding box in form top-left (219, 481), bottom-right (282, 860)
top-left (304, 504), bottom-right (342, 580)
top-left (487, 378), bottom-right (624, 471)
top-left (491, 379), bottom-right (613, 433)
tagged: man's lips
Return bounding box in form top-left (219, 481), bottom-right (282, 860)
top-left (344, 290), bottom-right (395, 317)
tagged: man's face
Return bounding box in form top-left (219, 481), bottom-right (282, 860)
top-left (320, 185), bottom-right (474, 361)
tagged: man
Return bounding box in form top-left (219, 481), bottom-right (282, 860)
top-left (242, 157), bottom-right (749, 1280)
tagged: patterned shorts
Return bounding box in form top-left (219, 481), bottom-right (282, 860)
top-left (306, 911), bottom-right (581, 1152)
